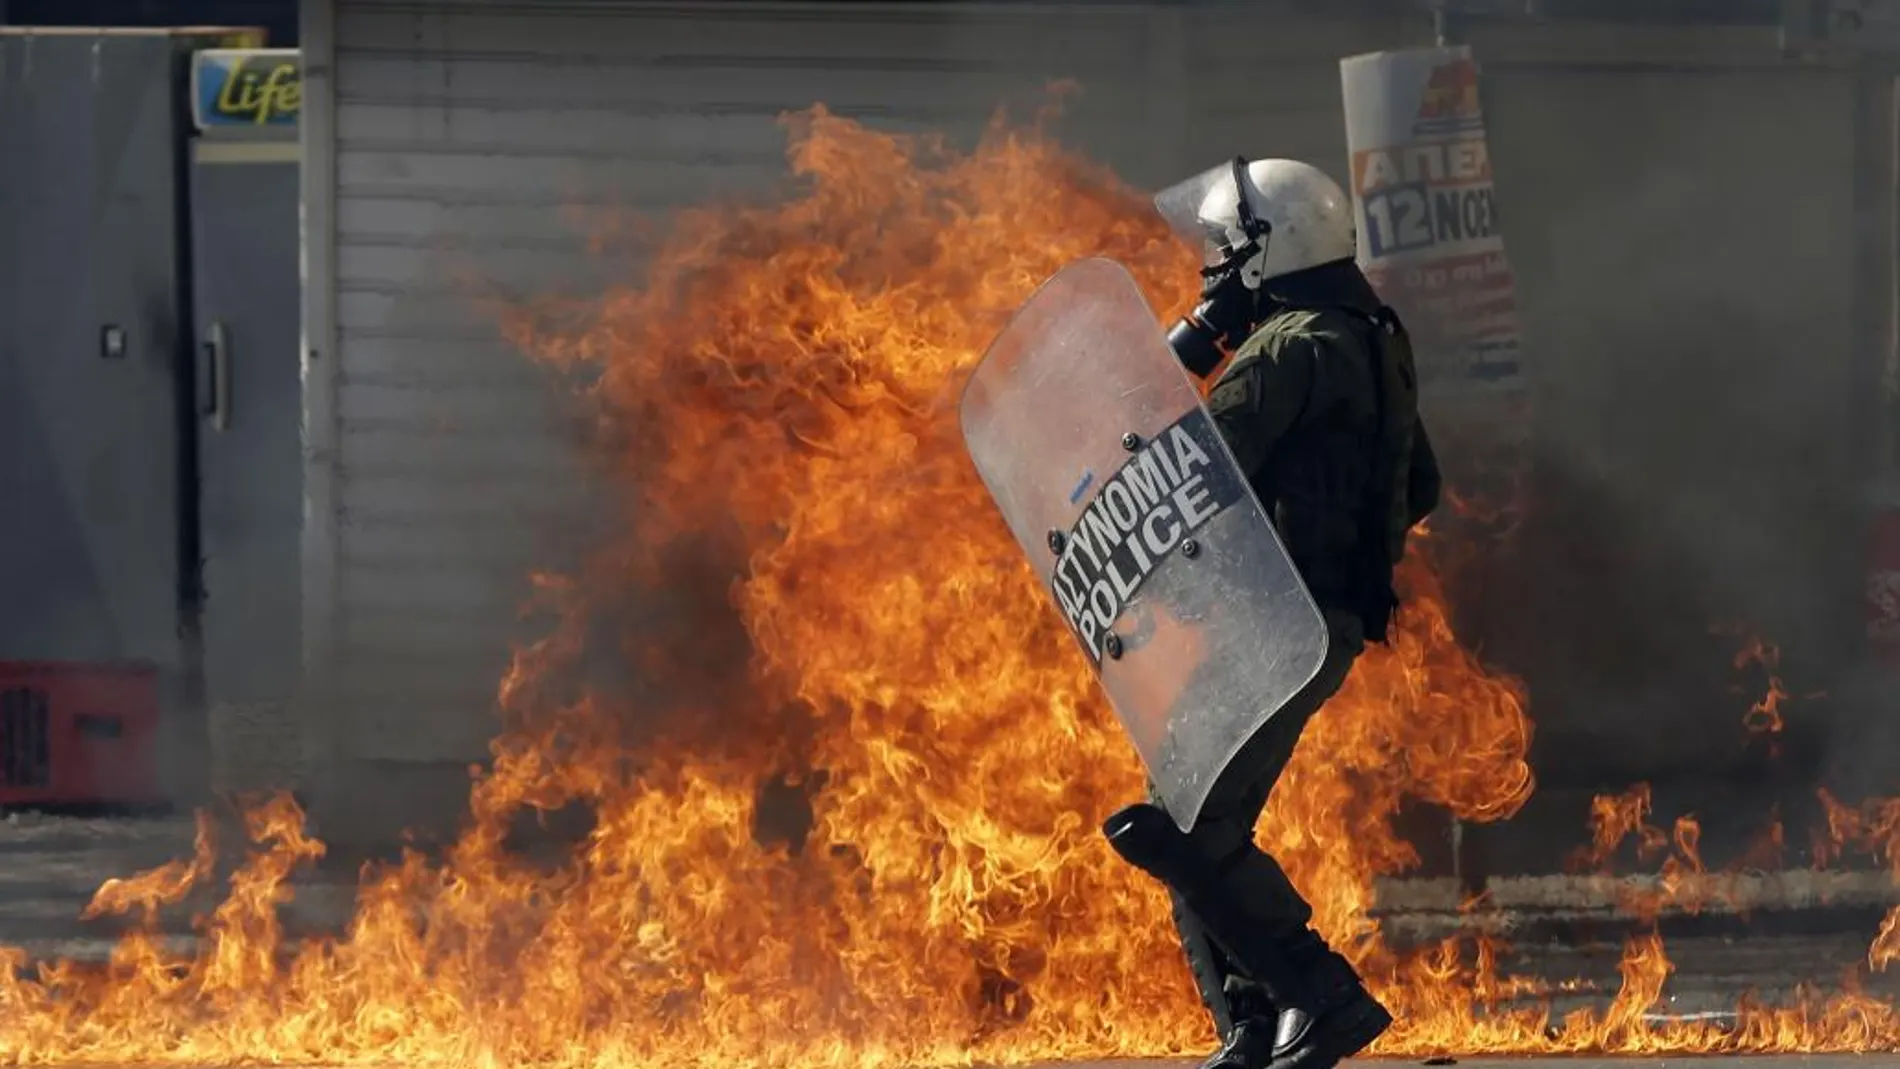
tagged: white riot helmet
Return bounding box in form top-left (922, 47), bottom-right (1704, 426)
top-left (1154, 156), bottom-right (1357, 289)
top-left (1154, 157), bottom-right (1357, 375)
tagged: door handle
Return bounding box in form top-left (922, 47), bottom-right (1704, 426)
top-left (202, 320), bottom-right (230, 431)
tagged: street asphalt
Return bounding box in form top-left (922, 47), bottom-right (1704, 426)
top-left (1082, 1061), bottom-right (1885, 1067)
top-left (2, 814), bottom-right (1897, 1066)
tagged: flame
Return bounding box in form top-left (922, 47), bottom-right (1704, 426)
top-left (1733, 632), bottom-right (1790, 735)
top-left (2, 103), bottom-right (1899, 1064)
top-left (1815, 790), bottom-right (1900, 972)
top-left (1571, 784), bottom-right (1671, 873)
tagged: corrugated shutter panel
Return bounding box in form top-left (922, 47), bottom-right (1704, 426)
top-left (325, 0), bottom-right (1412, 765)
top-left (1183, 6), bottom-right (1432, 175)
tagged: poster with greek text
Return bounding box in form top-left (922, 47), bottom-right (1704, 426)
top-left (1340, 45), bottom-right (1525, 400)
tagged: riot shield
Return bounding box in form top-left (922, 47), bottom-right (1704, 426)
top-left (959, 257), bottom-right (1330, 832)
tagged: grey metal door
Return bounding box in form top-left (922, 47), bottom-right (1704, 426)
top-left (190, 148), bottom-right (302, 773)
top-left (0, 31), bottom-right (195, 673)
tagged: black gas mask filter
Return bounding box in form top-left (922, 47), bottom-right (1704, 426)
top-left (1165, 156), bottom-right (1272, 378)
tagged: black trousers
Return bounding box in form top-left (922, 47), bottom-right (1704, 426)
top-left (1160, 608), bottom-right (1367, 1034)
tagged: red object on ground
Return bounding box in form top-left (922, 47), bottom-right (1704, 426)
top-left (0, 661), bottom-right (162, 806)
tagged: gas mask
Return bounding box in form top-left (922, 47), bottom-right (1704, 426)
top-left (1165, 157), bottom-right (1272, 378)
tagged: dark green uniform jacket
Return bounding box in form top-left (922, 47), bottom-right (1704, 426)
top-left (1203, 261), bottom-right (1441, 642)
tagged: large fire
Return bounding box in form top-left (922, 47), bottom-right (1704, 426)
top-left (2, 106), bottom-right (1898, 1065)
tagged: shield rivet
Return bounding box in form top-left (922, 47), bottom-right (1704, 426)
top-left (1047, 529), bottom-right (1066, 554)
top-left (1104, 633), bottom-right (1124, 659)
top-left (1181, 538), bottom-right (1201, 559)
top-left (1120, 432), bottom-right (1141, 451)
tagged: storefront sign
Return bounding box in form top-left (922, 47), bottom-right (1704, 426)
top-left (192, 48), bottom-right (300, 130)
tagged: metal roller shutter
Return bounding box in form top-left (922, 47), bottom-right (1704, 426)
top-left (307, 1), bottom-right (1884, 846)
top-left (307, 0), bottom-right (1416, 839)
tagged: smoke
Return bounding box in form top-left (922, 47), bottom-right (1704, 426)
top-left (1468, 59), bottom-right (1882, 849)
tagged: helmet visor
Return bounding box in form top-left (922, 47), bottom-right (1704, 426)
top-left (1153, 160), bottom-right (1248, 270)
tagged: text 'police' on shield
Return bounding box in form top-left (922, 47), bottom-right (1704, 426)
top-left (1050, 408), bottom-right (1247, 665)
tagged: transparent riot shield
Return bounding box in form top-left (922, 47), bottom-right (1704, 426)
top-left (959, 257), bottom-right (1330, 832)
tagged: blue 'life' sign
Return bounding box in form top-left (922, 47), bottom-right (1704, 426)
top-left (192, 49), bottom-right (301, 130)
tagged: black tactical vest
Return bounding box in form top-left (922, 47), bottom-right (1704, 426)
top-left (1242, 302), bottom-right (1423, 643)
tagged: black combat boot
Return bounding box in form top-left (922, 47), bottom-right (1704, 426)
top-left (1262, 930), bottom-right (1392, 1069)
top-left (1104, 805), bottom-right (1388, 1069)
top-left (1173, 893), bottom-right (1280, 1069)
top-left (1197, 981), bottom-right (1280, 1069)
top-left (1201, 1016), bottom-right (1282, 1069)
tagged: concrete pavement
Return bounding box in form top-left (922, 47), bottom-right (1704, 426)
top-left (1435, 1063), bottom-right (1868, 1067)
top-left (1368, 1061), bottom-right (1874, 1067)
top-left (1084, 1061), bottom-right (1881, 1067)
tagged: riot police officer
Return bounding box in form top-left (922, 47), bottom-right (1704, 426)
top-left (1107, 156), bottom-right (1442, 1069)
